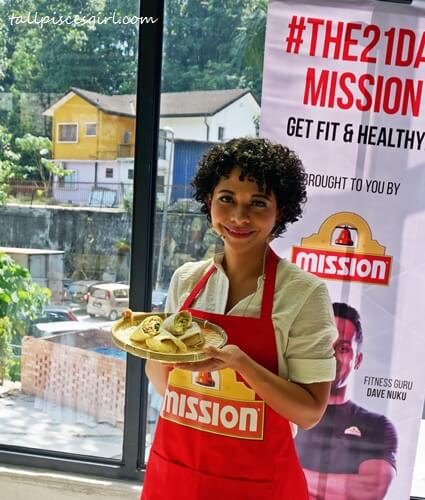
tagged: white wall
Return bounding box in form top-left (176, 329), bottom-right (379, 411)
top-left (159, 93), bottom-right (260, 142)
top-left (159, 116), bottom-right (206, 141)
top-left (208, 93), bottom-right (259, 141)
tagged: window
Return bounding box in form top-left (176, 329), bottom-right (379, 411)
top-left (0, 0), bottom-right (147, 479)
top-left (58, 170), bottom-right (78, 190)
top-left (85, 123), bottom-right (97, 136)
top-left (57, 123), bottom-right (78, 142)
top-left (128, 169), bottom-right (134, 180)
top-left (218, 126), bottom-right (225, 141)
top-left (123, 131), bottom-right (131, 144)
top-left (158, 130), bottom-right (167, 159)
top-left (157, 175), bottom-right (164, 193)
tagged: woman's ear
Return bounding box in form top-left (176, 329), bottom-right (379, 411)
top-left (205, 195), bottom-right (212, 209)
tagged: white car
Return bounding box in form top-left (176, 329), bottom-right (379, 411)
top-left (86, 283), bottom-right (130, 321)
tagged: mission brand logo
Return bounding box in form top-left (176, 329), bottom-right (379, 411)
top-left (162, 368), bottom-right (265, 439)
top-left (291, 212), bottom-right (392, 285)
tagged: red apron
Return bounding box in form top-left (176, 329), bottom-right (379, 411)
top-left (142, 248), bottom-right (309, 499)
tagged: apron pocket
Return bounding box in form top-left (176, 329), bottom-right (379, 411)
top-left (142, 449), bottom-right (275, 500)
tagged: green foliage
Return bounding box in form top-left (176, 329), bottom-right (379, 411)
top-left (234, 0), bottom-right (268, 74)
top-left (0, 251), bottom-right (49, 384)
top-left (0, 125), bottom-right (21, 202)
top-left (0, 317), bottom-right (12, 383)
top-left (0, 253), bottom-right (51, 342)
top-left (15, 133), bottom-right (73, 190)
top-left (1, 0), bottom-right (266, 98)
top-left (7, 355), bottom-right (21, 382)
top-left (162, 0), bottom-right (266, 99)
top-left (1, 0), bottom-right (139, 94)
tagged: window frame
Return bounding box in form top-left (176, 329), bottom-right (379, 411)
top-left (85, 122), bottom-right (97, 137)
top-left (0, 0), bottom-right (164, 481)
top-left (158, 129), bottom-right (167, 159)
top-left (218, 125), bottom-right (225, 141)
top-left (57, 122), bottom-right (79, 143)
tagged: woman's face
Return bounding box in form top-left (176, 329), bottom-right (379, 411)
top-left (209, 167), bottom-right (279, 250)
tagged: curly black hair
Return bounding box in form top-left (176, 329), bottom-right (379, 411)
top-left (191, 137), bottom-right (307, 237)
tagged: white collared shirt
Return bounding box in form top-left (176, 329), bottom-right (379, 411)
top-left (165, 253), bottom-right (337, 383)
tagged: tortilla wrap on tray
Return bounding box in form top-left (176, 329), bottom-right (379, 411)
top-left (161, 311), bottom-right (192, 336)
top-left (178, 323), bottom-right (204, 348)
top-left (129, 315), bottom-right (163, 341)
top-left (145, 330), bottom-right (188, 354)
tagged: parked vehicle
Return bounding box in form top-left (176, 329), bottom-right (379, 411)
top-left (63, 280), bottom-right (105, 311)
top-left (32, 321), bottom-right (100, 338)
top-left (29, 305), bottom-right (79, 336)
top-left (86, 283), bottom-right (130, 321)
top-left (151, 289), bottom-right (168, 312)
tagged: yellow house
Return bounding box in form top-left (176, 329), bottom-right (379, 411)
top-left (44, 87), bottom-right (136, 162)
top-left (43, 87), bottom-right (259, 206)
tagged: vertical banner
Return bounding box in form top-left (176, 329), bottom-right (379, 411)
top-left (261, 1), bottom-right (425, 499)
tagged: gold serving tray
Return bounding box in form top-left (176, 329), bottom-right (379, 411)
top-left (111, 312), bottom-right (227, 363)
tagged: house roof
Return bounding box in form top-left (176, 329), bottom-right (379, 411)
top-left (43, 88), bottom-right (255, 118)
top-left (160, 89), bottom-right (252, 117)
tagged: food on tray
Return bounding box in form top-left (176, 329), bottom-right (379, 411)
top-left (127, 310), bottom-right (205, 354)
top-left (129, 315), bottom-right (163, 341)
top-left (162, 311), bottom-right (192, 336)
top-left (146, 330), bottom-right (188, 353)
top-left (179, 323), bottom-right (204, 348)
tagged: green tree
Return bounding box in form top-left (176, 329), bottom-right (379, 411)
top-left (0, 253), bottom-right (50, 383)
top-left (162, 0), bottom-right (246, 92)
top-left (0, 317), bottom-right (12, 384)
top-left (233, 0), bottom-right (267, 99)
top-left (0, 125), bottom-right (21, 202)
top-left (1, 0), bottom-right (139, 94)
top-left (15, 133), bottom-right (73, 192)
top-left (161, 0), bottom-right (266, 98)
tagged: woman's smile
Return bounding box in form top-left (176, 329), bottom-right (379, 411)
top-left (223, 226), bottom-right (256, 238)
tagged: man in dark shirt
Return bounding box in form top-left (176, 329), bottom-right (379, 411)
top-left (295, 303), bottom-right (397, 499)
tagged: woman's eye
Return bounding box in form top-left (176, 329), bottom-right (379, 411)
top-left (218, 196), bottom-right (233, 203)
top-left (252, 200), bottom-right (266, 207)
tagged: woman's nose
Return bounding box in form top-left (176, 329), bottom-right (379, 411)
top-left (230, 204), bottom-right (250, 223)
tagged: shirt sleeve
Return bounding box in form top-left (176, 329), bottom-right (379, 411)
top-left (164, 268), bottom-right (180, 314)
top-left (285, 282), bottom-right (337, 383)
top-left (370, 415), bottom-right (398, 470)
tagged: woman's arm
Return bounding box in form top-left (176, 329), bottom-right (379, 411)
top-left (176, 345), bottom-right (331, 429)
top-left (145, 360), bottom-right (171, 396)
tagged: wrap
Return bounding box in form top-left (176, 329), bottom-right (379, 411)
top-left (129, 315), bottom-right (163, 342)
top-left (179, 323), bottom-right (204, 348)
top-left (161, 311), bottom-right (192, 336)
top-left (145, 330), bottom-right (188, 353)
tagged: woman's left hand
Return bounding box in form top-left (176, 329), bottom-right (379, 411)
top-left (174, 344), bottom-right (248, 372)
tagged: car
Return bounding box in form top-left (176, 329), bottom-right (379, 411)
top-left (31, 320), bottom-right (95, 338)
top-left (151, 289), bottom-right (168, 312)
top-left (63, 280), bottom-right (105, 311)
top-left (28, 305), bottom-right (79, 336)
top-left (86, 283), bottom-right (130, 321)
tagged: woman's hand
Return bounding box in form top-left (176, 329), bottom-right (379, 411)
top-left (174, 344), bottom-right (249, 372)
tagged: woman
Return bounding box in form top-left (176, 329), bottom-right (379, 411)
top-left (143, 138), bottom-right (337, 499)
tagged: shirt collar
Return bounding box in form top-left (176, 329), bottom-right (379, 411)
top-left (212, 252), bottom-right (264, 287)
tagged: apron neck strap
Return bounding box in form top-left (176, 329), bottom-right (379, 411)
top-left (260, 247), bottom-right (279, 319)
top-left (180, 265), bottom-right (216, 310)
top-left (180, 246), bottom-right (280, 316)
